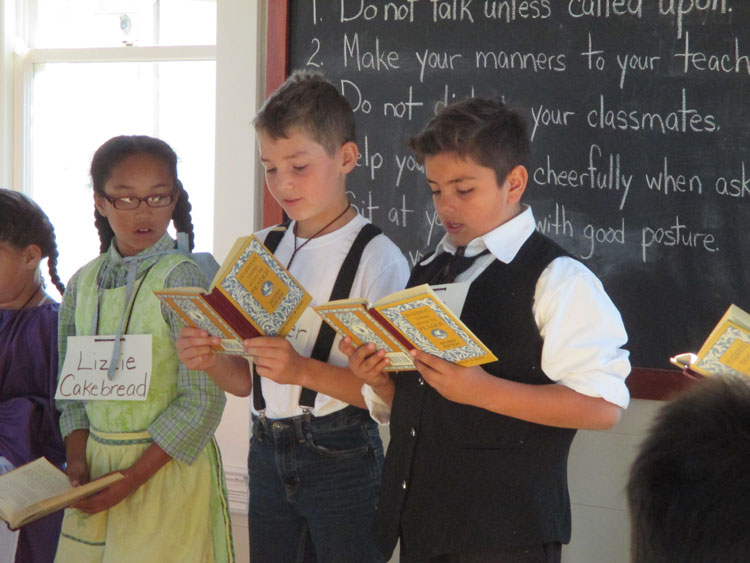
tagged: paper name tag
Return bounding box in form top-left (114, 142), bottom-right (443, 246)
top-left (55, 335), bottom-right (152, 401)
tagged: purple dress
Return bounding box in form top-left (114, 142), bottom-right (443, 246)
top-left (0, 303), bottom-right (66, 562)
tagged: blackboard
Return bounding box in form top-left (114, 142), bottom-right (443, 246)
top-left (270, 0), bottom-right (749, 376)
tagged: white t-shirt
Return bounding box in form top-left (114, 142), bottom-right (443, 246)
top-left (364, 205), bottom-right (631, 423)
top-left (253, 214), bottom-right (410, 418)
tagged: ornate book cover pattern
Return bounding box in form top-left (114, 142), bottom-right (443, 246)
top-left (156, 293), bottom-right (245, 354)
top-left (217, 237), bottom-right (311, 337)
top-left (315, 305), bottom-right (414, 370)
top-left (694, 322), bottom-right (750, 377)
top-left (376, 295), bottom-right (497, 367)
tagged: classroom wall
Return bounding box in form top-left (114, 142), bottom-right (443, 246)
top-left (211, 0), bottom-right (263, 513)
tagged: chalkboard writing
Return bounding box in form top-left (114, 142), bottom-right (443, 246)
top-left (284, 0), bottom-right (749, 369)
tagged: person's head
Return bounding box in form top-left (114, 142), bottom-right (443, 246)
top-left (409, 97), bottom-right (530, 246)
top-left (0, 189), bottom-right (65, 304)
top-left (253, 70), bottom-right (358, 237)
top-left (627, 376), bottom-right (750, 563)
top-left (91, 135), bottom-right (195, 256)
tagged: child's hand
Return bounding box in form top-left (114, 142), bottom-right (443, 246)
top-left (176, 326), bottom-right (221, 371)
top-left (411, 349), bottom-right (491, 406)
top-left (244, 336), bottom-right (303, 385)
top-left (339, 338), bottom-right (391, 388)
top-left (71, 469), bottom-right (141, 515)
top-left (66, 456), bottom-right (90, 488)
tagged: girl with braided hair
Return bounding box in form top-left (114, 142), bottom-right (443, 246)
top-left (0, 188), bottom-right (66, 562)
top-left (55, 136), bottom-right (233, 562)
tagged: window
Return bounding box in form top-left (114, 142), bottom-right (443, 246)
top-left (11, 0), bottom-right (216, 285)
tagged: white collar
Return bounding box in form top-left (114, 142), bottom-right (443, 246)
top-left (422, 205), bottom-right (536, 265)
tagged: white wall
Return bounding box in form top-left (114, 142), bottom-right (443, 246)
top-left (563, 399), bottom-right (661, 563)
top-left (212, 0), bottom-right (264, 513)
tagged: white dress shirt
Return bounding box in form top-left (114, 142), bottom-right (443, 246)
top-left (364, 205), bottom-right (631, 423)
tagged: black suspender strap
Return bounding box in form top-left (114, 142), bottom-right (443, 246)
top-left (253, 221), bottom-right (383, 414)
top-left (252, 221), bottom-right (291, 413)
top-left (299, 222), bottom-right (381, 409)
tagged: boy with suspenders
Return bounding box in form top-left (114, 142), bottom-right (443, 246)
top-left (177, 71), bottom-right (409, 562)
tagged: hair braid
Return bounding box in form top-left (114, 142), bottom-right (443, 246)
top-left (95, 208), bottom-right (116, 254)
top-left (172, 181), bottom-right (195, 251)
top-left (46, 247), bottom-right (66, 295)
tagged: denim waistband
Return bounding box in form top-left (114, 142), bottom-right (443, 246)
top-left (252, 405), bottom-right (371, 441)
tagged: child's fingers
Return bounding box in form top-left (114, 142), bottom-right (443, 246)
top-left (178, 326), bottom-right (209, 339)
top-left (361, 349), bottom-right (388, 372)
top-left (338, 337), bottom-right (356, 357)
top-left (350, 342), bottom-right (377, 363)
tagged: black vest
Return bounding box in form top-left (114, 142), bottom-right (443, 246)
top-left (377, 231), bottom-right (576, 559)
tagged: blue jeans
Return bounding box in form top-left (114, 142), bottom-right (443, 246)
top-left (248, 406), bottom-right (386, 563)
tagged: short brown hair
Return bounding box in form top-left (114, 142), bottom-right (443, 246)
top-left (409, 97), bottom-right (530, 186)
top-left (254, 70), bottom-right (355, 156)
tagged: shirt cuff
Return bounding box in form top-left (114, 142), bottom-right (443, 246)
top-left (361, 384), bottom-right (392, 425)
top-left (59, 402), bottom-right (91, 439)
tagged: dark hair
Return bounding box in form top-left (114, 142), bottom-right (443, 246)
top-left (253, 70), bottom-right (356, 156)
top-left (0, 189), bottom-right (65, 295)
top-left (90, 135), bottom-right (195, 253)
top-left (627, 376), bottom-right (750, 563)
top-left (408, 97), bottom-right (530, 186)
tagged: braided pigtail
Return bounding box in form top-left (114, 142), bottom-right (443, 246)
top-left (94, 208), bottom-right (116, 254)
top-left (46, 244), bottom-right (66, 296)
top-left (172, 180), bottom-right (196, 251)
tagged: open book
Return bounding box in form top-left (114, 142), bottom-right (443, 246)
top-left (314, 283), bottom-right (497, 370)
top-left (0, 457), bottom-right (124, 530)
top-left (670, 304), bottom-right (750, 378)
top-left (155, 234), bottom-right (312, 354)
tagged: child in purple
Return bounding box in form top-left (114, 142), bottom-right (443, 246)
top-left (0, 189), bottom-right (67, 562)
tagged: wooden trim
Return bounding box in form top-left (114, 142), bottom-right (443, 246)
top-left (261, 0), bottom-right (288, 227)
top-left (626, 367), bottom-right (699, 401)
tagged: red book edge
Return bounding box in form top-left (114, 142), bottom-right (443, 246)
top-left (203, 288), bottom-right (262, 339)
top-left (368, 307), bottom-right (414, 352)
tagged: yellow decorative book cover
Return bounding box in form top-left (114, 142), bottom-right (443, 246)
top-left (315, 284), bottom-right (497, 369)
top-left (155, 234), bottom-right (311, 351)
top-left (670, 304), bottom-right (750, 377)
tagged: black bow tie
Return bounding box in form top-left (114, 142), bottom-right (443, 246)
top-left (430, 247), bottom-right (490, 284)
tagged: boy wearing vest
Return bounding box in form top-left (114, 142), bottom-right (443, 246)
top-left (342, 97), bottom-right (631, 563)
top-left (177, 70), bottom-right (409, 562)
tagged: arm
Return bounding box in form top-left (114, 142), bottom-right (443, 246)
top-left (176, 327), bottom-right (253, 397)
top-left (72, 442), bottom-right (171, 514)
top-left (147, 261), bottom-right (226, 465)
top-left (64, 428), bottom-right (90, 486)
top-left (56, 272), bottom-right (91, 446)
top-left (414, 256), bottom-right (630, 430)
top-left (411, 350), bottom-right (621, 429)
top-left (244, 336), bottom-right (367, 409)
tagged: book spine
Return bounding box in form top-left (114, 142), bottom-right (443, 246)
top-left (203, 290), bottom-right (262, 339)
top-left (368, 308), bottom-right (415, 351)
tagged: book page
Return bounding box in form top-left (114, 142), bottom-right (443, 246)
top-left (429, 282), bottom-right (470, 317)
top-left (0, 458), bottom-right (70, 518)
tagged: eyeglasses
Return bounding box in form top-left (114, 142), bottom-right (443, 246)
top-left (101, 190), bottom-right (177, 210)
